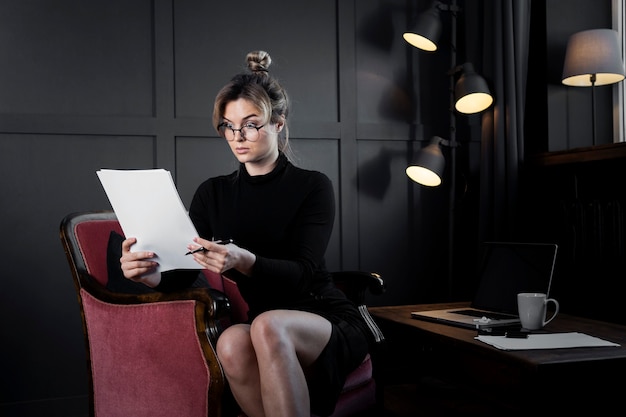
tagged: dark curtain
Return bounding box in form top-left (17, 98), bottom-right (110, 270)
top-left (473, 0), bottom-right (532, 242)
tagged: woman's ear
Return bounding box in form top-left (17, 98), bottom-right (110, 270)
top-left (275, 115), bottom-right (285, 132)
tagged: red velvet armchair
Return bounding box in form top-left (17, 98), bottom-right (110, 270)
top-left (60, 211), bottom-right (385, 417)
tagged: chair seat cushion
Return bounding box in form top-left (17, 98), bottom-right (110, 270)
top-left (324, 355), bottom-right (375, 417)
top-left (342, 353), bottom-right (372, 391)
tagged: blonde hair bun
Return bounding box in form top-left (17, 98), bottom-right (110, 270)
top-left (246, 50), bottom-right (271, 73)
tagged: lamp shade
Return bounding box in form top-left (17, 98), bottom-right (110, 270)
top-left (405, 137), bottom-right (446, 187)
top-left (562, 29), bottom-right (625, 87)
top-left (402, 3), bottom-right (441, 52)
top-left (454, 63), bottom-right (493, 114)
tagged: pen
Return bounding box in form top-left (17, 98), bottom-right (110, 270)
top-left (505, 330), bottom-right (529, 339)
top-left (184, 239), bottom-right (234, 255)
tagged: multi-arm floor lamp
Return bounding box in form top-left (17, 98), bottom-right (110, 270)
top-left (403, 0), bottom-right (493, 299)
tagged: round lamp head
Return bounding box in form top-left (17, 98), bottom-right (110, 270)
top-left (562, 29), bottom-right (625, 87)
top-left (455, 63), bottom-right (493, 114)
top-left (406, 139), bottom-right (445, 187)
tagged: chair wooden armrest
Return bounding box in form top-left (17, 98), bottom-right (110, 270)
top-left (77, 271), bottom-right (230, 344)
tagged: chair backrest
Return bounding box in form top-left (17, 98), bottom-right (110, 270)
top-left (62, 211), bottom-right (122, 288)
top-left (60, 211), bottom-right (225, 417)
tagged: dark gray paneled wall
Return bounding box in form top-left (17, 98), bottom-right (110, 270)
top-left (0, 0), bottom-right (440, 413)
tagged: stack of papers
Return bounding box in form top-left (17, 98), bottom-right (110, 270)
top-left (96, 169), bottom-right (201, 273)
top-left (476, 332), bottom-right (620, 350)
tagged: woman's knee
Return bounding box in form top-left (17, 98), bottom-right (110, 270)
top-left (217, 325), bottom-right (254, 370)
top-left (249, 312), bottom-right (290, 353)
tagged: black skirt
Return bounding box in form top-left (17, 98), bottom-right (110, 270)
top-left (294, 287), bottom-right (372, 417)
top-left (241, 282), bottom-right (373, 416)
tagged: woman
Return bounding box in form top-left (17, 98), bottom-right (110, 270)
top-left (119, 50), bottom-right (372, 417)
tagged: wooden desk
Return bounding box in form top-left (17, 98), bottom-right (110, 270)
top-left (370, 303), bottom-right (626, 414)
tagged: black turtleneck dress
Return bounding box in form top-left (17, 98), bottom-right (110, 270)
top-left (188, 152), bottom-right (371, 416)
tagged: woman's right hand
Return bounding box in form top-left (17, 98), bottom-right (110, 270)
top-left (119, 237), bottom-right (160, 286)
top-left (189, 237), bottom-right (256, 276)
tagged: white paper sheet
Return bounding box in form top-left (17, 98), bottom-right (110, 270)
top-left (476, 332), bottom-right (620, 350)
top-left (96, 169), bottom-right (201, 273)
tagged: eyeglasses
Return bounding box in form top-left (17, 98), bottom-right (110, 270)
top-left (218, 121), bottom-right (265, 142)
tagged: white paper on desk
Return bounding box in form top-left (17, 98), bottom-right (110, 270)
top-left (476, 332), bottom-right (620, 350)
top-left (96, 169), bottom-right (200, 273)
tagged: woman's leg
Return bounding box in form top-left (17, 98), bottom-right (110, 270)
top-left (216, 324), bottom-right (265, 416)
top-left (250, 310), bottom-right (332, 417)
top-left (216, 310), bottom-right (333, 417)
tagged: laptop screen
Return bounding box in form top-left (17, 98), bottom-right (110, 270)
top-left (470, 242), bottom-right (558, 315)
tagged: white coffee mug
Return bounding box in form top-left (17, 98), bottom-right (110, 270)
top-left (517, 292), bottom-right (559, 330)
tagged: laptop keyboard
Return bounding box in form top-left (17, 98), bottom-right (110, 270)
top-left (453, 309), bottom-right (516, 321)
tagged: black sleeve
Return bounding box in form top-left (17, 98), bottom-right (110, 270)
top-left (155, 270), bottom-right (207, 292)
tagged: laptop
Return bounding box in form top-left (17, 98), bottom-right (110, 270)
top-left (411, 242), bottom-right (558, 330)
